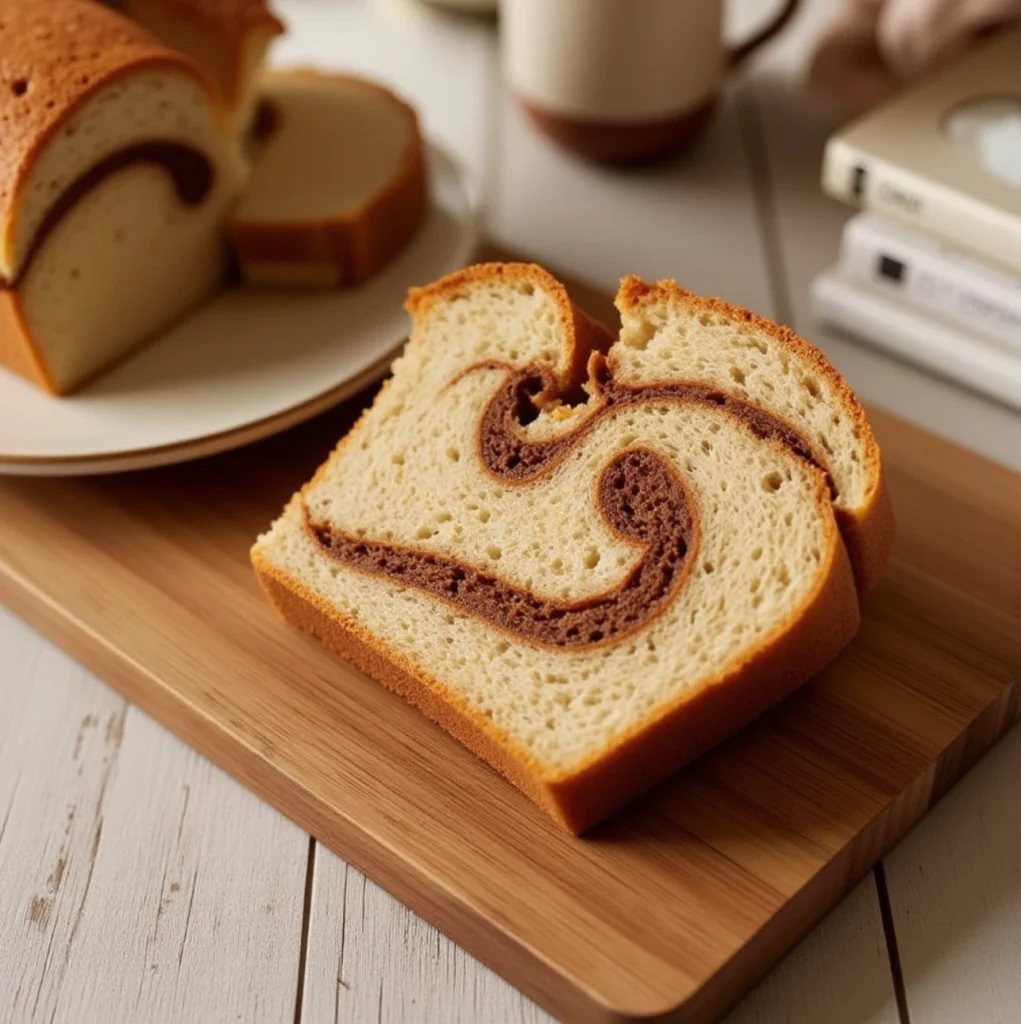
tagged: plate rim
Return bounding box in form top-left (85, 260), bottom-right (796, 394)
top-left (0, 347), bottom-right (397, 476)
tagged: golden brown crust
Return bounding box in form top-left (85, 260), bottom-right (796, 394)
top-left (0, 0), bottom-right (226, 394)
top-left (836, 464), bottom-right (894, 597)
top-left (616, 275), bottom-right (894, 594)
top-left (0, 0), bottom-right (219, 269)
top-left (121, 0), bottom-right (285, 107)
top-left (230, 71), bottom-right (428, 286)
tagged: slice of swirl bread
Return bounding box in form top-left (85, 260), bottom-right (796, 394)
top-left (229, 71), bottom-right (427, 288)
top-left (0, 0), bottom-right (247, 394)
top-left (253, 263), bottom-right (894, 833)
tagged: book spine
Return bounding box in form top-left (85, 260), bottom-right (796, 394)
top-left (822, 138), bottom-right (1021, 278)
top-left (839, 216), bottom-right (1021, 356)
top-left (812, 270), bottom-right (1021, 412)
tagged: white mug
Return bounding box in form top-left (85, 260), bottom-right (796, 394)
top-left (503, 0), bottom-right (801, 163)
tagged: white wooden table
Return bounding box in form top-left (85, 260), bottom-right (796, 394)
top-left (2, 2), bottom-right (1020, 1021)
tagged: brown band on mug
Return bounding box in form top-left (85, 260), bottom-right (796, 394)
top-left (306, 357), bottom-right (826, 649)
top-left (520, 97), bottom-right (717, 165)
top-left (2, 141), bottom-right (214, 289)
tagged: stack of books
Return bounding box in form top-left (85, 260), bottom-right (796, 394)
top-left (812, 28), bottom-right (1021, 411)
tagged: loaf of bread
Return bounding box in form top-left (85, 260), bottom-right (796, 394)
top-left (117, 0), bottom-right (284, 136)
top-left (230, 71), bottom-right (428, 288)
top-left (253, 263), bottom-right (894, 833)
top-left (0, 0), bottom-right (246, 394)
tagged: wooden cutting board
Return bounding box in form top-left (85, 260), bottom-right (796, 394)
top-left (0, 264), bottom-right (1018, 1024)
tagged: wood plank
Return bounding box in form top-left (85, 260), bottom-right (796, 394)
top-left (0, 607), bottom-right (309, 1023)
top-left (0, 279), bottom-right (1015, 1022)
top-left (724, 879), bottom-right (898, 1024)
top-left (302, 846), bottom-right (555, 1024)
top-left (883, 721), bottom-right (1021, 1023)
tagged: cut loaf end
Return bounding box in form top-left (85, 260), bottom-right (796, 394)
top-left (253, 263), bottom-right (892, 833)
top-left (0, 0), bottom-right (247, 394)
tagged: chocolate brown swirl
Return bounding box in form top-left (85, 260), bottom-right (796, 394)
top-left (3, 142), bottom-right (214, 288)
top-left (306, 357), bottom-right (827, 649)
top-left (481, 355), bottom-right (828, 490)
top-left (308, 447), bottom-right (695, 648)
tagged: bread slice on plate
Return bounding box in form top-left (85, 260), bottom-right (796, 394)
top-left (118, 0), bottom-right (285, 137)
top-left (230, 71), bottom-right (428, 288)
top-left (0, 0), bottom-right (246, 395)
top-left (253, 263), bottom-right (894, 833)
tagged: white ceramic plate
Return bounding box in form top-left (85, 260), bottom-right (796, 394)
top-left (0, 144), bottom-right (480, 476)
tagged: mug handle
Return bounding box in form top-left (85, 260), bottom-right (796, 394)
top-left (728, 0), bottom-right (801, 68)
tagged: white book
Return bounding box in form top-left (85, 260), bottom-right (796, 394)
top-left (840, 214), bottom-right (1021, 357)
top-left (822, 28), bottom-right (1021, 277)
top-left (811, 269), bottom-right (1021, 412)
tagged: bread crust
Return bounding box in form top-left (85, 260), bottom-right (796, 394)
top-left (542, 531), bottom-right (860, 831)
top-left (253, 262), bottom-right (879, 832)
top-left (253, 535), bottom-right (562, 822)
top-left (229, 71), bottom-right (429, 287)
top-left (837, 464), bottom-right (894, 597)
